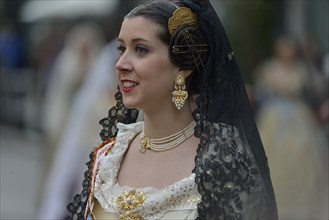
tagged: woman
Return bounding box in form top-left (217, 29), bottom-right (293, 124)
top-left (67, 0), bottom-right (278, 219)
top-left (254, 35), bottom-right (328, 219)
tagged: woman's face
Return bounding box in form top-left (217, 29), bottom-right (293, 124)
top-left (116, 16), bottom-right (179, 112)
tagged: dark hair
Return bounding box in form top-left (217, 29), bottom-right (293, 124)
top-left (125, 0), bottom-right (208, 94)
top-left (126, 0), bottom-right (180, 44)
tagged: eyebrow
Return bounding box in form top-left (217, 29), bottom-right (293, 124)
top-left (118, 37), bottom-right (151, 43)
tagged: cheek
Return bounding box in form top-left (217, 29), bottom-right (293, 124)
top-left (115, 70), bottom-right (119, 80)
top-left (138, 54), bottom-right (177, 89)
top-left (154, 72), bottom-right (176, 94)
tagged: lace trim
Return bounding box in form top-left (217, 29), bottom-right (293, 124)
top-left (99, 89), bottom-right (139, 141)
top-left (97, 122), bottom-right (143, 186)
top-left (66, 137), bottom-right (116, 220)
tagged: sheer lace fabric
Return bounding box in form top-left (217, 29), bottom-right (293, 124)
top-left (93, 122), bottom-right (200, 219)
top-left (192, 119), bottom-right (270, 219)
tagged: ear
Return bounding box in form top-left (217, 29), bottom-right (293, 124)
top-left (178, 69), bottom-right (193, 78)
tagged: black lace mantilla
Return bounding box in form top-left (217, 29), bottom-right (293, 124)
top-left (193, 116), bottom-right (265, 220)
top-left (66, 152), bottom-right (94, 220)
top-left (67, 137), bottom-right (115, 220)
top-left (99, 88), bottom-right (139, 141)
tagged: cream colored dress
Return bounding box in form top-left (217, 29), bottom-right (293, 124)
top-left (255, 59), bottom-right (328, 219)
top-left (90, 122), bottom-right (201, 219)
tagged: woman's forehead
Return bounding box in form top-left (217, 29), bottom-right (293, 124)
top-left (119, 17), bottom-right (163, 41)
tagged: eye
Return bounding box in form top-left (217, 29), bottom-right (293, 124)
top-left (136, 45), bottom-right (148, 55)
top-left (117, 45), bottom-right (126, 55)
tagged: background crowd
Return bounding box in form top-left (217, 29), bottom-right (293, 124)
top-left (1, 0), bottom-right (328, 219)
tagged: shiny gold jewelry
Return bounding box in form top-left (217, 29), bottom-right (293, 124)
top-left (140, 136), bottom-right (151, 153)
top-left (168, 7), bottom-right (198, 34)
top-left (139, 120), bottom-right (196, 153)
top-left (116, 189), bottom-right (145, 220)
top-left (228, 51), bottom-right (234, 61)
top-left (172, 75), bottom-right (188, 110)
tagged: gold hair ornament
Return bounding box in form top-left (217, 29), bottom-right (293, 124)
top-left (168, 7), bottom-right (198, 34)
top-left (172, 75), bottom-right (188, 110)
top-left (168, 7), bottom-right (208, 71)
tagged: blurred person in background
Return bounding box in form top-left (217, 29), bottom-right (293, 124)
top-left (300, 34), bottom-right (329, 141)
top-left (253, 35), bottom-right (308, 109)
top-left (253, 34), bottom-right (328, 219)
top-left (42, 22), bottom-right (105, 155)
top-left (28, 19), bottom-right (69, 104)
top-left (37, 39), bottom-right (117, 220)
top-left (0, 18), bottom-right (24, 70)
top-left (320, 52), bottom-right (329, 138)
top-left (0, 18), bottom-right (26, 126)
top-left (37, 1), bottom-right (140, 218)
top-left (37, 22), bottom-right (106, 219)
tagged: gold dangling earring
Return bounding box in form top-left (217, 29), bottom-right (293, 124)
top-left (172, 75), bottom-right (188, 110)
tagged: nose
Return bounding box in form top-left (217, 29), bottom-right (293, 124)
top-left (115, 52), bottom-right (132, 73)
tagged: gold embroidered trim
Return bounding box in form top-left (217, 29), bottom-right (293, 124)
top-left (84, 137), bottom-right (116, 219)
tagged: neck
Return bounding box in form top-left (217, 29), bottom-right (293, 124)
top-left (142, 100), bottom-right (194, 139)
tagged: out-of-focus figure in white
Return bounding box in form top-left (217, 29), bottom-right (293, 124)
top-left (42, 22), bottom-right (105, 152)
top-left (254, 35), bottom-right (328, 220)
top-left (37, 28), bottom-right (119, 219)
top-left (37, 40), bottom-right (118, 219)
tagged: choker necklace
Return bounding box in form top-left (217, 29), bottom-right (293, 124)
top-left (139, 121), bottom-right (196, 153)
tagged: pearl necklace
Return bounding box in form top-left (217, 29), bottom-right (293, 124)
top-left (139, 121), bottom-right (196, 153)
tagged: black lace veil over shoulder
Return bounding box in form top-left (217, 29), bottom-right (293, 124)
top-left (67, 0), bottom-right (278, 219)
top-left (183, 1), bottom-right (278, 219)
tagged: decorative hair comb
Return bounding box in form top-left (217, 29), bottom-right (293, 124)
top-left (168, 7), bottom-right (208, 71)
top-left (168, 7), bottom-right (198, 34)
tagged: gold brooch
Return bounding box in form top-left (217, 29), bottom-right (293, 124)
top-left (116, 189), bottom-right (145, 219)
top-left (168, 7), bottom-right (198, 34)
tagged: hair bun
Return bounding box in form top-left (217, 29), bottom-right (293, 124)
top-left (169, 25), bottom-right (208, 70)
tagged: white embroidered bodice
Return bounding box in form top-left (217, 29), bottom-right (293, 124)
top-left (93, 122), bottom-right (201, 219)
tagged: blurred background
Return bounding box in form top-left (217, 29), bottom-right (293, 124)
top-left (0, 0), bottom-right (328, 219)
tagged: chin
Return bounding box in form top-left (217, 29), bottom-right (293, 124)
top-left (122, 99), bottom-right (138, 110)
top-left (122, 102), bottom-right (135, 109)
top-left (124, 104), bottom-right (137, 110)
